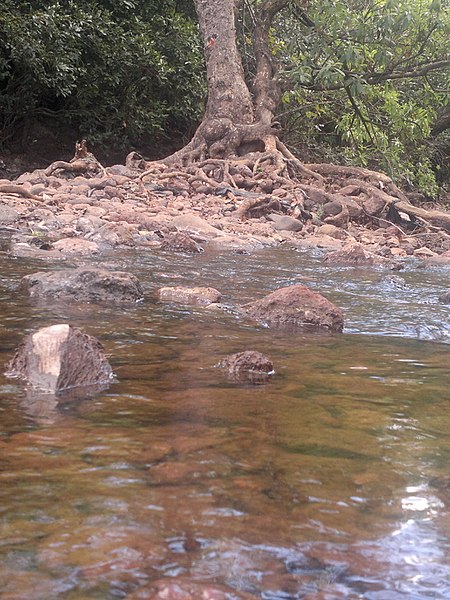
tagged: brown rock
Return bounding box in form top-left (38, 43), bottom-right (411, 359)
top-left (362, 195), bottom-right (385, 216)
top-left (157, 286), bottom-right (222, 306)
top-left (5, 324), bottom-right (113, 393)
top-left (267, 213), bottom-right (303, 232)
top-left (323, 201), bottom-right (349, 228)
top-left (323, 242), bottom-right (393, 267)
top-left (52, 238), bottom-right (100, 255)
top-left (0, 203), bottom-right (20, 224)
top-left (414, 246), bottom-right (437, 258)
top-left (317, 224), bottom-right (347, 240)
top-left (171, 214), bottom-right (222, 237)
top-left (161, 231), bottom-right (203, 253)
top-left (243, 285), bottom-right (344, 332)
top-left (339, 195), bottom-right (363, 219)
top-left (218, 350), bottom-right (274, 384)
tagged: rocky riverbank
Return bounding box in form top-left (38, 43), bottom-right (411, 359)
top-left (1, 153), bottom-right (450, 268)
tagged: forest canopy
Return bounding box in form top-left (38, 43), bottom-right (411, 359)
top-left (0, 0), bottom-right (448, 195)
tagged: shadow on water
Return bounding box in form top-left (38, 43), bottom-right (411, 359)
top-left (0, 246), bottom-right (449, 599)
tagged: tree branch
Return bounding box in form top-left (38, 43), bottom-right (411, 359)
top-left (303, 59), bottom-right (450, 91)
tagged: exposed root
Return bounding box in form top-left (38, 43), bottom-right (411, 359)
top-left (0, 184), bottom-right (41, 201)
top-left (305, 163), bottom-right (408, 202)
top-left (234, 196), bottom-right (282, 219)
top-left (44, 140), bottom-right (106, 178)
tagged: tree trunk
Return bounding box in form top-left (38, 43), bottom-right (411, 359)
top-left (162, 0), bottom-right (288, 165)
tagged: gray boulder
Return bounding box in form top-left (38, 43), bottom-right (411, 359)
top-left (21, 267), bottom-right (144, 304)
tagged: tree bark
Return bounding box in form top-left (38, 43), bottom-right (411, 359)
top-left (158, 0), bottom-right (289, 165)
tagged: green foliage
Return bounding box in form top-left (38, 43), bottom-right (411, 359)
top-left (274, 0), bottom-right (449, 195)
top-left (0, 0), bottom-right (205, 148)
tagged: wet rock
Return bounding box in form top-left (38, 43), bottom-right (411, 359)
top-left (52, 237), bottom-right (100, 255)
top-left (423, 251), bottom-right (450, 266)
top-left (21, 267), bottom-right (144, 304)
top-left (0, 203), bottom-right (20, 224)
top-left (161, 231), bottom-right (203, 253)
top-left (414, 246), bottom-right (438, 258)
top-left (242, 285), bottom-right (344, 332)
top-left (9, 241), bottom-right (67, 261)
top-left (207, 234), bottom-right (265, 253)
top-left (323, 242), bottom-right (394, 267)
top-left (267, 213), bottom-right (303, 232)
top-left (439, 291), bottom-right (450, 304)
top-left (172, 214), bottom-right (223, 237)
top-left (218, 350), bottom-right (274, 384)
top-left (157, 286), bottom-right (222, 306)
top-left (6, 324), bottom-right (113, 393)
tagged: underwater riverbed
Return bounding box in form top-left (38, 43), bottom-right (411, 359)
top-left (0, 245), bottom-right (449, 599)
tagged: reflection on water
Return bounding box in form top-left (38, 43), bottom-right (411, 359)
top-left (0, 246), bottom-right (449, 599)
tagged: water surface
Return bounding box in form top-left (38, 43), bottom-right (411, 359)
top-left (0, 246), bottom-right (449, 599)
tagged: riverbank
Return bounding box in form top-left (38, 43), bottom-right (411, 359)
top-left (1, 150), bottom-right (450, 270)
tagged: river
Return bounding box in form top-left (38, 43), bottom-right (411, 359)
top-left (0, 244), bottom-right (449, 599)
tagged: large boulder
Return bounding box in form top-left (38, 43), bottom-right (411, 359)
top-left (242, 285), bottom-right (344, 332)
top-left (21, 267), bottom-right (144, 304)
top-left (5, 324), bottom-right (113, 393)
top-left (217, 350), bottom-right (274, 384)
top-left (157, 286), bottom-right (221, 307)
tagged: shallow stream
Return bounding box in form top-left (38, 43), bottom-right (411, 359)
top-left (0, 245), bottom-right (449, 599)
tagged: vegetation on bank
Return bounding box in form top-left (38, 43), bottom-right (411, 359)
top-left (0, 0), bottom-right (448, 195)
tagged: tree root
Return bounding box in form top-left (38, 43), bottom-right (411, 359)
top-left (44, 140), bottom-right (106, 178)
top-left (0, 184), bottom-right (41, 201)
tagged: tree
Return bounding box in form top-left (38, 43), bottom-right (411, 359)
top-left (148, 0), bottom-right (448, 198)
top-left (130, 0), bottom-right (450, 231)
top-left (160, 0), bottom-right (291, 166)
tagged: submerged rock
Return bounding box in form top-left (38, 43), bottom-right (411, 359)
top-left (127, 578), bottom-right (255, 599)
top-left (21, 267), bottom-right (144, 304)
top-left (218, 350), bottom-right (274, 384)
top-left (323, 242), bottom-right (395, 267)
top-left (161, 231), bottom-right (203, 253)
top-left (157, 286), bottom-right (221, 306)
top-left (243, 285), bottom-right (344, 333)
top-left (6, 324), bottom-right (113, 393)
top-left (439, 291), bottom-right (450, 304)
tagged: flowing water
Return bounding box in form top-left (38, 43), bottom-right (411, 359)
top-left (0, 243), bottom-right (449, 599)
